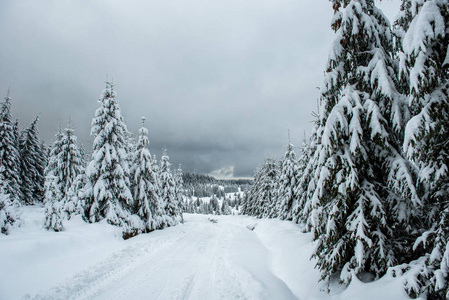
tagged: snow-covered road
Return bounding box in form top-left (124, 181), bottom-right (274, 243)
top-left (0, 208), bottom-right (414, 300)
top-left (32, 215), bottom-right (296, 300)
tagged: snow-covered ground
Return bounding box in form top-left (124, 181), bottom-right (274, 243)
top-left (0, 206), bottom-right (417, 300)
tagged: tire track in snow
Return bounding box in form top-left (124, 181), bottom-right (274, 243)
top-left (88, 220), bottom-right (251, 300)
top-left (27, 229), bottom-right (186, 300)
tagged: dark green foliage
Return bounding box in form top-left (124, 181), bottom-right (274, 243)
top-left (0, 92), bottom-right (22, 203)
top-left (20, 117), bottom-right (45, 204)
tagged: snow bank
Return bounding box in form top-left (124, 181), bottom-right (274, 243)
top-left (253, 219), bottom-right (328, 299)
top-left (0, 206), bottom-right (125, 299)
top-left (252, 218), bottom-right (421, 300)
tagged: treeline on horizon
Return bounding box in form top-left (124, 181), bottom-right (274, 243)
top-left (182, 172), bottom-right (251, 198)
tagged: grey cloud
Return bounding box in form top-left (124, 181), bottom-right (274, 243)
top-left (0, 0), bottom-right (399, 178)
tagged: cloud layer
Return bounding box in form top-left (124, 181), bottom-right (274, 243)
top-left (0, 0), bottom-right (398, 178)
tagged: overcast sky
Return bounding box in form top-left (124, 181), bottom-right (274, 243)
top-left (0, 0), bottom-right (400, 179)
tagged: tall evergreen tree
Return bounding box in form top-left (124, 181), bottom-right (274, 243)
top-left (0, 90), bottom-right (22, 203)
top-left (130, 117), bottom-right (164, 232)
top-left (210, 195), bottom-right (220, 215)
top-left (20, 117), bottom-right (45, 204)
top-left (291, 133), bottom-right (315, 228)
top-left (397, 1), bottom-right (449, 297)
top-left (259, 158), bottom-right (279, 218)
top-left (241, 169), bottom-right (257, 216)
top-left (82, 81), bottom-right (134, 229)
top-left (45, 122), bottom-right (85, 218)
top-left (0, 172), bottom-right (21, 234)
top-left (174, 164), bottom-right (185, 222)
top-left (159, 148), bottom-right (181, 226)
top-left (44, 128), bottom-right (64, 205)
top-left (221, 198), bottom-right (232, 215)
top-left (43, 174), bottom-right (64, 232)
top-left (242, 158), bottom-right (278, 219)
top-left (307, 0), bottom-right (418, 284)
top-left (46, 124), bottom-right (84, 195)
top-left (277, 138), bottom-right (300, 221)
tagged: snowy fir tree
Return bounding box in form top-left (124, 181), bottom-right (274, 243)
top-left (277, 137), bottom-right (300, 221)
top-left (287, 128), bottom-right (318, 229)
top-left (45, 122), bottom-right (85, 219)
top-left (44, 128), bottom-right (64, 205)
top-left (290, 0), bottom-right (419, 285)
top-left (52, 126), bottom-right (83, 193)
top-left (19, 116), bottom-right (46, 204)
top-left (63, 186), bottom-right (84, 219)
top-left (0, 90), bottom-right (22, 203)
top-left (174, 164), bottom-right (185, 222)
top-left (130, 117), bottom-right (164, 232)
top-left (241, 158), bottom-right (278, 219)
top-left (151, 154), bottom-right (163, 213)
top-left (44, 201), bottom-right (64, 232)
top-left (82, 81), bottom-right (135, 231)
top-left (396, 0), bottom-right (449, 297)
top-left (221, 198), bottom-right (232, 215)
top-left (159, 148), bottom-right (182, 226)
top-left (259, 158), bottom-right (279, 219)
top-left (291, 133), bottom-right (316, 228)
top-left (240, 169), bottom-right (260, 216)
top-left (43, 175), bottom-right (64, 232)
top-left (60, 121), bottom-right (84, 193)
top-left (0, 171), bottom-right (21, 234)
top-left (210, 195), bottom-right (220, 215)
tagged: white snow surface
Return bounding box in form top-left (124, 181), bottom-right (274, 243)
top-left (0, 206), bottom-right (414, 300)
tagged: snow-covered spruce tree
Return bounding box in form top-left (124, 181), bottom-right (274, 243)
top-left (221, 198), bottom-right (232, 215)
top-left (395, 1), bottom-right (449, 298)
top-left (44, 174), bottom-right (64, 232)
top-left (211, 195), bottom-right (221, 215)
top-left (249, 158), bottom-right (278, 219)
top-left (240, 166), bottom-right (262, 216)
top-left (82, 81), bottom-right (135, 231)
top-left (130, 117), bottom-right (164, 232)
top-left (291, 133), bottom-right (316, 227)
top-left (44, 201), bottom-right (64, 232)
top-left (59, 125), bottom-right (84, 193)
top-left (266, 162), bottom-right (281, 219)
top-left (277, 139), bottom-right (300, 221)
top-left (0, 91), bottom-right (22, 203)
top-left (159, 148), bottom-right (182, 226)
top-left (20, 117), bottom-right (46, 204)
top-left (125, 131), bottom-right (136, 174)
top-left (63, 186), bottom-right (83, 218)
top-left (45, 123), bottom-right (85, 219)
top-left (174, 164), bottom-right (185, 222)
top-left (44, 128), bottom-right (64, 205)
top-left (0, 172), bottom-right (21, 234)
top-left (150, 154), bottom-right (165, 224)
top-left (308, 0), bottom-right (419, 285)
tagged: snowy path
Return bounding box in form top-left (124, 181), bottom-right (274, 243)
top-left (29, 215), bottom-right (296, 300)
